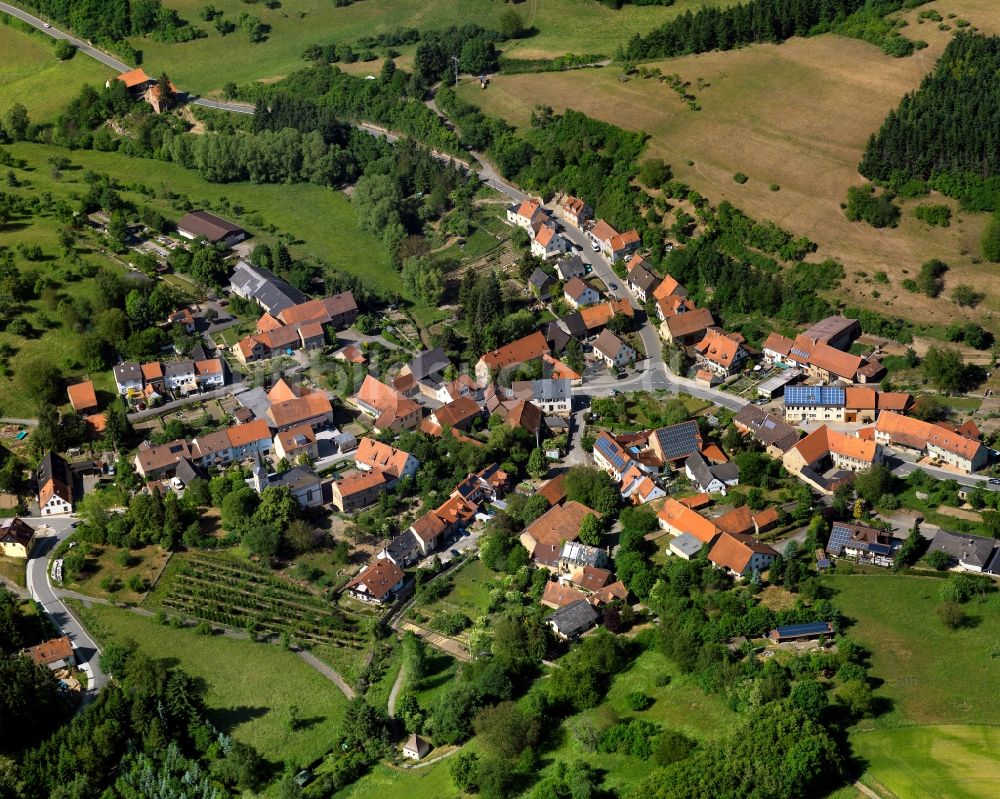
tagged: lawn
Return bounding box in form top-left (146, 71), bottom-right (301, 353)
top-left (453, 8), bottom-right (1000, 332)
top-left (852, 725), bottom-right (1000, 799)
top-left (0, 555), bottom-right (26, 588)
top-left (61, 543), bottom-right (170, 604)
top-left (332, 758), bottom-right (457, 799)
top-left (79, 603), bottom-right (349, 767)
top-left (0, 19), bottom-right (113, 121)
top-left (823, 574), bottom-right (1000, 727)
top-left (125, 0), bottom-right (740, 96)
top-left (408, 558), bottom-right (499, 632)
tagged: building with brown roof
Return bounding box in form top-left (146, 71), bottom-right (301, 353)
top-left (273, 425), bottom-right (318, 463)
top-left (354, 375), bottom-right (422, 433)
top-left (588, 580), bottom-right (628, 607)
top-left (708, 533), bottom-right (778, 579)
top-left (507, 199), bottom-right (547, 231)
top-left (607, 230), bottom-right (641, 262)
top-left (657, 498), bottom-right (719, 544)
top-left (541, 581), bottom-right (589, 609)
top-left (176, 210), bottom-right (246, 248)
top-left (575, 566), bottom-right (612, 592)
top-left (531, 224), bottom-right (569, 260)
top-left (563, 276), bottom-right (600, 308)
top-left (420, 395), bottom-right (483, 436)
top-left (67, 380), bottom-right (98, 414)
top-left (520, 501), bottom-right (598, 568)
top-left (560, 195), bottom-right (592, 228)
top-left (593, 330), bottom-right (636, 369)
top-left (354, 437), bottom-right (419, 479)
top-left (331, 469), bottom-right (394, 513)
top-left (537, 474), bottom-right (567, 506)
top-left (660, 307), bottom-right (715, 345)
top-left (24, 636), bottom-right (76, 670)
top-left (0, 517), bottom-right (35, 558)
top-left (266, 390), bottom-right (334, 432)
top-left (783, 425), bottom-right (882, 494)
top-left (874, 411), bottom-right (987, 473)
top-left (713, 505), bottom-right (755, 537)
top-left (475, 331), bottom-right (550, 384)
top-left (343, 559), bottom-right (405, 605)
top-left (694, 329), bottom-right (748, 377)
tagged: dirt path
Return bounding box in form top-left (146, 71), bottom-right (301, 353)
top-left (398, 621), bottom-right (471, 662)
top-left (296, 649), bottom-right (356, 700)
top-left (387, 664), bottom-right (406, 718)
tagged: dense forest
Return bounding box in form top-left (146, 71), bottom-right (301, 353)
top-left (618, 0), bottom-right (923, 61)
top-left (860, 33), bottom-right (1000, 210)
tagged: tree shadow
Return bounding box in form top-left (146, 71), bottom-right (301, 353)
top-left (209, 704), bottom-right (270, 733)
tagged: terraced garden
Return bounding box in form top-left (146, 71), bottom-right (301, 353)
top-left (153, 554), bottom-right (371, 655)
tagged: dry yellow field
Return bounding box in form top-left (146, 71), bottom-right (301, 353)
top-left (456, 2), bottom-right (1000, 331)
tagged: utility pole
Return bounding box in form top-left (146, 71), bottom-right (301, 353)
top-left (451, 55), bottom-right (460, 86)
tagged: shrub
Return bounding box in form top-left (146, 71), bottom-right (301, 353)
top-left (54, 39), bottom-right (75, 60)
top-left (937, 601), bottom-right (966, 630)
top-left (845, 185), bottom-right (900, 227)
top-left (951, 284), bottom-right (984, 308)
top-left (733, 172), bottom-right (749, 184)
top-left (623, 691), bottom-right (652, 711)
top-left (769, 183), bottom-right (780, 192)
top-left (913, 204), bottom-right (951, 226)
top-left (924, 550), bottom-right (952, 571)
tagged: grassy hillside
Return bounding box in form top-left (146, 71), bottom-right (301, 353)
top-left (824, 573), bottom-right (1000, 799)
top-left (452, 2), bottom-right (1000, 332)
top-left (129, 0), bottom-right (739, 95)
top-left (0, 19), bottom-right (113, 121)
top-left (79, 603), bottom-right (349, 766)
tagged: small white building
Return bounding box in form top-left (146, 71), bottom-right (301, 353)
top-left (564, 276), bottom-right (600, 309)
top-left (531, 225), bottom-right (569, 260)
top-left (592, 329), bottom-right (635, 368)
top-left (402, 734), bottom-right (431, 761)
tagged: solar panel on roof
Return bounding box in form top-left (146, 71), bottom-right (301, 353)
top-left (827, 523), bottom-right (851, 556)
top-left (655, 421), bottom-right (700, 460)
top-left (784, 385), bottom-right (845, 407)
top-left (763, 420), bottom-right (776, 430)
top-left (595, 435), bottom-right (629, 471)
top-left (776, 621), bottom-right (831, 636)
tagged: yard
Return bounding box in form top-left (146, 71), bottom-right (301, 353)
top-left (59, 543), bottom-right (170, 604)
top-left (406, 558), bottom-right (499, 637)
top-left (77, 602), bottom-right (350, 766)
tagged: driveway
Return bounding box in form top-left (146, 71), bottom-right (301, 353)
top-left (24, 517), bottom-right (107, 698)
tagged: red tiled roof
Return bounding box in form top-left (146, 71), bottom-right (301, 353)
top-left (665, 307), bottom-right (715, 338)
top-left (542, 581), bottom-right (588, 608)
top-left (67, 381), bottom-right (98, 412)
top-left (344, 559), bottom-right (404, 600)
top-left (479, 331), bottom-right (550, 372)
top-left (709, 533), bottom-right (776, 575)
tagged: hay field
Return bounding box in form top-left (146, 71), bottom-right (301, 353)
top-left (455, 3), bottom-right (1000, 329)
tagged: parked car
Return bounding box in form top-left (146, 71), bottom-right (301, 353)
top-left (609, 282), bottom-right (618, 290)
top-left (989, 478), bottom-right (1000, 486)
top-left (591, 242), bottom-right (600, 252)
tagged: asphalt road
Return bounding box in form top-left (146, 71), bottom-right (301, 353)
top-left (24, 517), bottom-right (107, 698)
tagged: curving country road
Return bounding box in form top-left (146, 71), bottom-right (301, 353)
top-left (23, 517), bottom-right (107, 699)
top-left (0, 1), bottom-right (130, 71)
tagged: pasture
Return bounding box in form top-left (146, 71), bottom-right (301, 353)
top-left (127, 0), bottom-right (739, 96)
top-left (78, 603), bottom-right (349, 766)
top-left (823, 574), bottom-right (1000, 727)
top-left (0, 20), bottom-right (112, 121)
top-left (852, 725), bottom-right (1000, 799)
top-left (454, 5), bottom-right (1000, 330)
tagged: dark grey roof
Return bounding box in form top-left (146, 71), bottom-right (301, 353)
top-left (512, 378), bottom-right (570, 404)
top-left (685, 452), bottom-right (715, 488)
top-left (229, 262), bottom-right (307, 315)
top-left (177, 211), bottom-right (244, 243)
top-left (113, 362), bottom-right (142, 384)
top-left (555, 254), bottom-right (586, 280)
top-left (985, 547), bottom-right (1000, 576)
top-left (543, 322), bottom-right (570, 353)
top-left (928, 530), bottom-right (997, 570)
top-left (190, 344), bottom-right (210, 361)
top-left (163, 360), bottom-right (194, 378)
top-left (406, 348), bottom-right (450, 381)
top-left (38, 451), bottom-right (71, 491)
top-left (802, 315), bottom-right (859, 344)
top-left (271, 467), bottom-right (321, 492)
top-left (711, 463), bottom-right (740, 483)
top-left (669, 533), bottom-right (703, 558)
top-left (386, 530), bottom-right (420, 560)
top-left (627, 262), bottom-right (660, 292)
top-left (653, 420), bottom-right (701, 462)
top-left (529, 268), bottom-right (555, 292)
top-left (559, 311), bottom-right (587, 339)
top-left (733, 405), bottom-right (799, 452)
top-left (174, 457), bottom-right (203, 485)
top-left (548, 599), bottom-right (598, 637)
